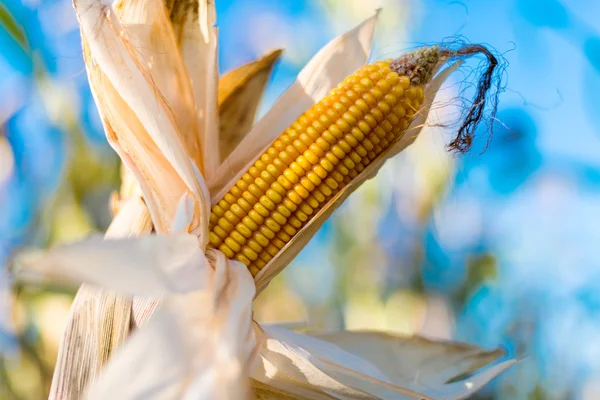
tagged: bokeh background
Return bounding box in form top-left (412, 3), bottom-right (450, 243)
top-left (1, 0), bottom-right (600, 398)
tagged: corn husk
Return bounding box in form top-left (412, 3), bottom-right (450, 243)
top-left (218, 49), bottom-right (283, 160)
top-left (18, 233), bottom-right (210, 297)
top-left (47, 196), bottom-right (152, 399)
top-left (78, 0), bottom-right (211, 240)
top-left (252, 326), bottom-right (515, 399)
top-left (168, 0), bottom-right (220, 178)
top-left (21, 224), bottom-right (514, 400)
top-left (85, 251), bottom-right (257, 400)
top-left (113, 0), bottom-right (202, 170)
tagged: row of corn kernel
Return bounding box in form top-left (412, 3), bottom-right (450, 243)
top-left (230, 77), bottom-right (415, 268)
top-left (245, 87), bottom-right (423, 273)
top-left (208, 89), bottom-right (364, 246)
top-left (209, 66), bottom-right (392, 255)
top-left (226, 72), bottom-right (405, 266)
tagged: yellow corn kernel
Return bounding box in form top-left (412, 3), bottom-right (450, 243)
top-left (209, 60), bottom-right (427, 276)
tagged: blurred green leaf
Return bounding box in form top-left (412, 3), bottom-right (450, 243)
top-left (0, 4), bottom-right (28, 50)
top-left (456, 253), bottom-right (498, 305)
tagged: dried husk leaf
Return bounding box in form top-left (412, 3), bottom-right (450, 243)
top-left (17, 232), bottom-right (210, 297)
top-left (49, 196), bottom-right (152, 399)
top-left (86, 251), bottom-right (258, 400)
top-left (253, 325), bottom-right (427, 399)
top-left (218, 49), bottom-right (283, 160)
top-left (168, 0), bottom-right (220, 179)
top-left (77, 0), bottom-right (210, 243)
top-left (113, 0), bottom-right (202, 170)
top-left (253, 326), bottom-right (515, 400)
top-left (85, 52), bottom-right (191, 235)
top-left (314, 331), bottom-right (504, 389)
top-left (208, 10), bottom-right (380, 201)
top-left (254, 61), bottom-right (461, 293)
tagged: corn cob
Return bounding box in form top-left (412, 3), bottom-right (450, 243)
top-left (208, 46), bottom-right (442, 276)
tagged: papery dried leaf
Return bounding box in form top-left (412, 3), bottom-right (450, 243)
top-left (253, 62), bottom-right (461, 293)
top-left (113, 0), bottom-right (202, 170)
top-left (172, 191), bottom-right (197, 232)
top-left (49, 197), bottom-right (152, 399)
top-left (17, 232), bottom-right (210, 297)
top-left (168, 0), bottom-right (220, 179)
top-left (218, 49), bottom-right (283, 160)
top-left (86, 55), bottom-right (192, 235)
top-left (253, 325), bottom-right (426, 399)
top-left (315, 331), bottom-right (504, 389)
top-left (87, 252), bottom-right (257, 400)
top-left (253, 326), bottom-right (515, 400)
top-left (51, 286), bottom-right (132, 399)
top-left (77, 0), bottom-right (211, 243)
top-left (86, 306), bottom-right (193, 400)
top-left (208, 10), bottom-right (380, 201)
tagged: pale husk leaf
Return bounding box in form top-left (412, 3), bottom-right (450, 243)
top-left (49, 196), bottom-right (152, 399)
top-left (17, 232), bottom-right (211, 297)
top-left (76, 0), bottom-right (210, 242)
top-left (168, 0), bottom-right (220, 179)
top-left (315, 331), bottom-right (505, 390)
top-left (208, 10), bottom-right (380, 200)
top-left (218, 49), bottom-right (283, 160)
top-left (112, 0), bottom-right (202, 169)
top-left (87, 250), bottom-right (257, 400)
top-left (254, 61), bottom-right (462, 293)
top-left (253, 325), bottom-right (427, 399)
top-left (253, 326), bottom-right (515, 400)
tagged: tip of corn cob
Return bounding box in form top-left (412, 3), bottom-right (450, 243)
top-left (389, 43), bottom-right (502, 154)
top-left (390, 45), bottom-right (442, 85)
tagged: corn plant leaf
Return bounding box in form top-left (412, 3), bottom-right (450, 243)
top-left (77, 0), bottom-right (211, 242)
top-left (218, 49), bottom-right (283, 160)
top-left (254, 325), bottom-right (425, 399)
top-left (167, 0), bottom-right (220, 179)
top-left (253, 61), bottom-right (461, 293)
top-left (314, 331), bottom-right (506, 389)
top-left (253, 326), bottom-right (515, 400)
top-left (208, 10), bottom-right (380, 201)
top-left (17, 231), bottom-right (210, 297)
top-left (113, 0), bottom-right (202, 170)
top-left (0, 4), bottom-right (27, 50)
top-left (48, 196), bottom-right (152, 399)
top-left (86, 252), bottom-right (257, 400)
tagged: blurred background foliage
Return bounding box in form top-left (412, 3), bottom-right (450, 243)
top-left (2, 0), bottom-right (600, 399)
